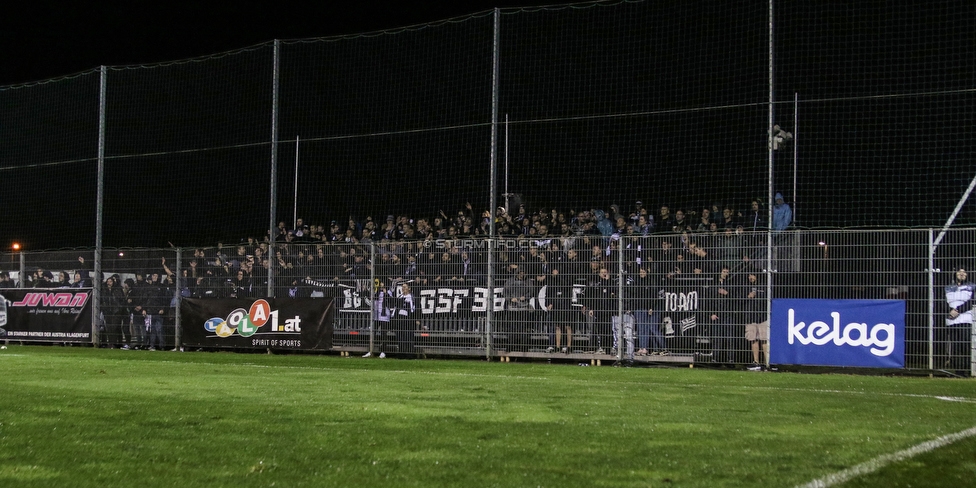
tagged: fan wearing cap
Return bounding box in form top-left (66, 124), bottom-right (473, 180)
top-left (943, 267), bottom-right (974, 371)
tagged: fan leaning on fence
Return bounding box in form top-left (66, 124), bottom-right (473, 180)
top-left (943, 267), bottom-right (974, 372)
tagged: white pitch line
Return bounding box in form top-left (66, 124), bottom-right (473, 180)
top-left (935, 396), bottom-right (976, 403)
top-left (796, 425), bottom-right (976, 488)
top-left (737, 385), bottom-right (976, 404)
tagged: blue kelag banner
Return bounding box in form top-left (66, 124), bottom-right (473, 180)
top-left (770, 299), bottom-right (905, 368)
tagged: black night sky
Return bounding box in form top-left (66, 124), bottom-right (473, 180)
top-left (3, 1), bottom-right (976, 250)
top-left (0, 2), bottom-right (535, 86)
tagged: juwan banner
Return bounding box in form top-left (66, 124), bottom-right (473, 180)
top-left (0, 288), bottom-right (93, 343)
top-left (770, 299), bottom-right (905, 368)
top-left (181, 298), bottom-right (334, 351)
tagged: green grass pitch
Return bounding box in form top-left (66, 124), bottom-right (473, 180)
top-left (0, 346), bottom-right (974, 487)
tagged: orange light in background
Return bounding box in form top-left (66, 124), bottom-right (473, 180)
top-left (11, 243), bottom-right (21, 251)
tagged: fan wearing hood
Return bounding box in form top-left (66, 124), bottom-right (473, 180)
top-left (592, 209), bottom-right (613, 237)
top-left (772, 193), bottom-right (792, 231)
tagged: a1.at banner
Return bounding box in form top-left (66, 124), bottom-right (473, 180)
top-left (181, 298), bottom-right (334, 350)
top-left (0, 288), bottom-right (93, 343)
top-left (770, 299), bottom-right (905, 368)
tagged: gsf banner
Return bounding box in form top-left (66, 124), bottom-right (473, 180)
top-left (0, 288), bottom-right (92, 343)
top-left (181, 298), bottom-right (334, 350)
top-left (332, 283), bottom-right (587, 315)
top-left (770, 299), bottom-right (905, 368)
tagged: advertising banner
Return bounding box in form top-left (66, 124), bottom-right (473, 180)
top-left (318, 280), bottom-right (587, 316)
top-left (0, 288), bottom-right (93, 342)
top-left (181, 297), bottom-right (334, 351)
top-left (770, 299), bottom-right (905, 368)
top-left (660, 277), bottom-right (710, 337)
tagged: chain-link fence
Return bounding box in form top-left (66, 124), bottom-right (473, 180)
top-left (2, 230), bottom-right (972, 376)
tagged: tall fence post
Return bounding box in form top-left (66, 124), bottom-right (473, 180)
top-left (174, 248), bottom-right (182, 350)
top-left (927, 228), bottom-right (935, 371)
top-left (93, 65), bottom-right (108, 346)
top-left (765, 0), bottom-right (776, 368)
top-left (18, 253), bottom-right (25, 289)
top-left (369, 241), bottom-right (376, 355)
top-left (971, 312), bottom-right (975, 377)
top-left (765, 230), bottom-right (773, 367)
top-left (486, 8), bottom-right (501, 361)
top-left (293, 135), bottom-right (300, 230)
top-left (486, 239), bottom-right (494, 360)
top-left (616, 238), bottom-right (624, 362)
top-left (267, 40), bottom-right (281, 298)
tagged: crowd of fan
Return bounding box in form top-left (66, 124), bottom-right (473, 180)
top-left (214, 197), bottom-right (789, 294)
top-left (0, 196), bottom-right (794, 365)
top-left (6, 196), bottom-right (794, 298)
top-left (270, 196), bottom-right (791, 246)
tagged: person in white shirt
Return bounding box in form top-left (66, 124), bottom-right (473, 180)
top-left (943, 267), bottom-right (974, 372)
